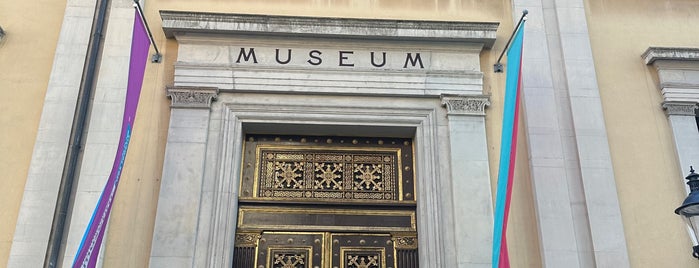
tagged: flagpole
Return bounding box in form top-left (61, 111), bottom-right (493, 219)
top-left (494, 10), bottom-right (528, 73)
top-left (133, 0), bottom-right (162, 63)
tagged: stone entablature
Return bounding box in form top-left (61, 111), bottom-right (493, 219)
top-left (643, 47), bottom-right (699, 105)
top-left (161, 11), bottom-right (497, 98)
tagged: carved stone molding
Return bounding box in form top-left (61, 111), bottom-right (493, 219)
top-left (440, 95), bottom-right (490, 116)
top-left (166, 86), bottom-right (219, 109)
top-left (642, 47), bottom-right (699, 65)
top-left (663, 101), bottom-right (698, 116)
top-left (160, 11), bottom-right (498, 48)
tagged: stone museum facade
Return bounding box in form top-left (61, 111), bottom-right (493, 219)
top-left (1, 0), bottom-right (698, 267)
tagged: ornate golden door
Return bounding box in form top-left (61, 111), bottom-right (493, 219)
top-left (233, 135), bottom-right (418, 268)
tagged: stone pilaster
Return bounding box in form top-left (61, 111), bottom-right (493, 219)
top-left (150, 86), bottom-right (218, 267)
top-left (441, 94), bottom-right (494, 267)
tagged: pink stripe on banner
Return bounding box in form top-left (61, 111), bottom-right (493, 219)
top-left (73, 9), bottom-right (150, 268)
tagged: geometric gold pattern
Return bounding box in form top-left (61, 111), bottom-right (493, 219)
top-left (257, 148), bottom-right (400, 201)
top-left (240, 135), bottom-right (416, 204)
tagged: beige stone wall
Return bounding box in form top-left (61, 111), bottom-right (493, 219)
top-left (586, 0), bottom-right (699, 266)
top-left (101, 0), bottom-right (543, 267)
top-left (0, 0), bottom-right (67, 265)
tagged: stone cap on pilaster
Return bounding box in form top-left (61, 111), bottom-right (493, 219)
top-left (440, 94), bottom-right (490, 116)
top-left (166, 86), bottom-right (219, 109)
top-left (663, 101), bottom-right (698, 116)
top-left (160, 10), bottom-right (499, 48)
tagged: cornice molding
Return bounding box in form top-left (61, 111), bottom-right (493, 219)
top-left (440, 95), bottom-right (490, 116)
top-left (160, 10), bottom-right (499, 48)
top-left (166, 86), bottom-right (219, 109)
top-left (643, 47), bottom-right (699, 65)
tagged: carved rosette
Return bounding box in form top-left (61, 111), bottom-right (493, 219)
top-left (166, 86), bottom-right (219, 109)
top-left (441, 95), bottom-right (491, 116)
top-left (663, 101), bottom-right (698, 116)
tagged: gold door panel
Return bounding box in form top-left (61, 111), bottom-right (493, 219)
top-left (235, 135), bottom-right (418, 268)
top-left (259, 232), bottom-right (324, 268)
top-left (233, 232), bottom-right (417, 268)
top-left (331, 233), bottom-right (393, 268)
top-left (237, 206), bottom-right (416, 233)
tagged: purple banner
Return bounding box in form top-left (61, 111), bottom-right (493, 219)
top-left (73, 9), bottom-right (150, 268)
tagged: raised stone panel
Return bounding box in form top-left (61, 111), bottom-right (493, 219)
top-left (173, 65), bottom-right (485, 96)
top-left (173, 41), bottom-right (486, 96)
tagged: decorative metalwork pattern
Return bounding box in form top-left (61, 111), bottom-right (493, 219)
top-left (260, 150), bottom-right (396, 200)
top-left (272, 252), bottom-right (306, 268)
top-left (235, 232), bottom-right (261, 247)
top-left (393, 235), bottom-right (418, 249)
top-left (254, 233), bottom-right (322, 268)
top-left (347, 254), bottom-right (380, 268)
top-left (241, 135), bottom-right (415, 203)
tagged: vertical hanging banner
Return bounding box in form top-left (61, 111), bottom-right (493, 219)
top-left (492, 18), bottom-right (526, 268)
top-left (72, 8), bottom-right (150, 268)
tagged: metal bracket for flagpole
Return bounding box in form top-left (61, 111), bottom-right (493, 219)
top-left (133, 0), bottom-right (162, 63)
top-left (494, 10), bottom-right (528, 73)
